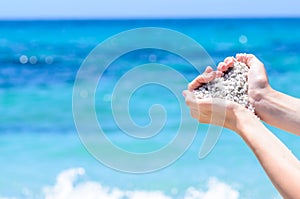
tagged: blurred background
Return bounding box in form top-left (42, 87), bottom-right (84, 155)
top-left (1, 0), bottom-right (300, 199)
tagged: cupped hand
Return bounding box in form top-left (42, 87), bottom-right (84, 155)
top-left (188, 66), bottom-right (222, 91)
top-left (218, 54), bottom-right (271, 119)
top-left (235, 53), bottom-right (270, 101)
top-left (183, 90), bottom-right (246, 131)
top-left (184, 65), bottom-right (253, 131)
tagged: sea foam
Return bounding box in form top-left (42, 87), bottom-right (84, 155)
top-left (0, 168), bottom-right (240, 199)
top-left (43, 168), bottom-right (239, 199)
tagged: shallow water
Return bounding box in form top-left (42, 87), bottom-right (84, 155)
top-left (1, 19), bottom-right (300, 199)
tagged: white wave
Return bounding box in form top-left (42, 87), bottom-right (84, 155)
top-left (43, 168), bottom-right (171, 199)
top-left (1, 168), bottom-right (240, 199)
top-left (184, 178), bottom-right (239, 199)
top-left (43, 167), bottom-right (239, 199)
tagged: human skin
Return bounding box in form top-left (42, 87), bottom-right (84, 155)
top-left (217, 54), bottom-right (300, 136)
top-left (183, 54), bottom-right (300, 199)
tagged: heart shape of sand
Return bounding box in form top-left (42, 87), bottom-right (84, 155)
top-left (193, 61), bottom-right (255, 113)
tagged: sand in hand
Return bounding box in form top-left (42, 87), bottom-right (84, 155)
top-left (193, 60), bottom-right (256, 114)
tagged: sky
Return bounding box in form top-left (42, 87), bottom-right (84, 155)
top-left (0, 0), bottom-right (300, 19)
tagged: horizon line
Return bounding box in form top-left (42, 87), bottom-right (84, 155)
top-left (0, 16), bottom-right (300, 21)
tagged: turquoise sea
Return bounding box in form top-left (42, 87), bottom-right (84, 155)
top-left (1, 19), bottom-right (300, 199)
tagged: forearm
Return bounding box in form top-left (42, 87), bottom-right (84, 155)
top-left (255, 87), bottom-right (300, 135)
top-left (236, 114), bottom-right (300, 199)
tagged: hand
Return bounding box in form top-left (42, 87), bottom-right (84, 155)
top-left (187, 55), bottom-right (300, 199)
top-left (188, 66), bottom-right (222, 91)
top-left (218, 54), bottom-right (271, 119)
top-left (183, 90), bottom-right (246, 131)
top-left (183, 66), bottom-right (253, 131)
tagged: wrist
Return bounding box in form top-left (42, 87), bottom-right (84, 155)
top-left (251, 86), bottom-right (300, 135)
top-left (225, 103), bottom-right (257, 133)
top-left (249, 85), bottom-right (273, 105)
top-left (232, 106), bottom-right (261, 135)
top-left (249, 85), bottom-right (275, 118)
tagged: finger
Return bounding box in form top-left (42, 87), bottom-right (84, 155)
top-left (190, 101), bottom-right (212, 124)
top-left (182, 90), bottom-right (187, 97)
top-left (236, 53), bottom-right (262, 68)
top-left (190, 109), bottom-right (199, 119)
top-left (188, 67), bottom-right (217, 91)
top-left (190, 109), bottom-right (209, 121)
top-left (217, 62), bottom-right (225, 71)
top-left (224, 57), bottom-right (235, 68)
top-left (205, 66), bottom-right (213, 73)
top-left (218, 57), bottom-right (235, 72)
top-left (235, 53), bottom-right (248, 65)
top-left (216, 70), bottom-right (223, 78)
top-left (183, 90), bottom-right (195, 101)
top-left (182, 90), bottom-right (195, 103)
top-left (236, 53), bottom-right (267, 76)
top-left (218, 62), bottom-right (230, 72)
top-left (183, 90), bottom-right (199, 109)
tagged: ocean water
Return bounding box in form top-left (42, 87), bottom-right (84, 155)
top-left (1, 19), bottom-right (300, 199)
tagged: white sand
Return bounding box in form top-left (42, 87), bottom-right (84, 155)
top-left (193, 60), bottom-right (255, 114)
